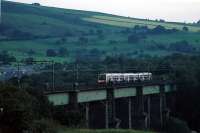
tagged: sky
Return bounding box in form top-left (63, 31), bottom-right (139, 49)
top-left (7, 0), bottom-right (200, 23)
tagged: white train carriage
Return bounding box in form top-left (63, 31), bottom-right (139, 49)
top-left (98, 73), bottom-right (152, 83)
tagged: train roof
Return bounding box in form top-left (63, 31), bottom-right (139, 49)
top-left (100, 72), bottom-right (152, 75)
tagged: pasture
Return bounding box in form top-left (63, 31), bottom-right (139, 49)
top-left (1, 1), bottom-right (200, 62)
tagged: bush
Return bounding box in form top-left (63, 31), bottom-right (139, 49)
top-left (0, 85), bottom-right (36, 132)
top-left (78, 37), bottom-right (88, 45)
top-left (31, 119), bottom-right (57, 133)
top-left (151, 25), bottom-right (166, 34)
top-left (0, 50), bottom-right (16, 64)
top-left (46, 49), bottom-right (57, 57)
top-left (168, 40), bottom-right (194, 53)
top-left (58, 47), bottom-right (68, 57)
top-left (165, 117), bottom-right (191, 133)
top-left (27, 49), bottom-right (35, 56)
top-left (183, 26), bottom-right (189, 32)
top-left (24, 57), bottom-right (35, 65)
top-left (128, 34), bottom-right (140, 43)
top-left (53, 108), bottom-right (84, 128)
top-left (32, 3), bottom-right (41, 6)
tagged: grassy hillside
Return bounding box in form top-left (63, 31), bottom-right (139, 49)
top-left (1, 0), bottom-right (200, 62)
top-left (84, 15), bottom-right (200, 32)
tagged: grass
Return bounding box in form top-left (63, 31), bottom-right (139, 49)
top-left (83, 15), bottom-right (200, 32)
top-left (145, 32), bottom-right (200, 44)
top-left (1, 32), bottom-right (200, 62)
top-left (1, 1), bottom-right (200, 62)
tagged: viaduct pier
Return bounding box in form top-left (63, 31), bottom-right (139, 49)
top-left (45, 80), bottom-right (176, 129)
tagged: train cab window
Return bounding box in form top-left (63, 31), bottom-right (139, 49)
top-left (98, 74), bottom-right (106, 80)
top-left (107, 76), bottom-right (111, 81)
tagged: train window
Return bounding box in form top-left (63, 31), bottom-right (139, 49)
top-left (125, 76), bottom-right (129, 82)
top-left (144, 76), bottom-right (148, 80)
top-left (135, 74), bottom-right (139, 80)
top-left (133, 76), bottom-right (137, 81)
top-left (120, 75), bottom-right (124, 81)
top-left (98, 74), bottom-right (106, 80)
top-left (113, 75), bottom-right (118, 81)
top-left (129, 75), bottom-right (134, 81)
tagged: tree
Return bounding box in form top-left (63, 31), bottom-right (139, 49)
top-left (78, 37), bottom-right (88, 45)
top-left (182, 26), bottom-right (189, 32)
top-left (0, 24), bottom-right (10, 33)
top-left (0, 85), bottom-right (36, 132)
top-left (27, 49), bottom-right (35, 56)
top-left (151, 25), bottom-right (166, 34)
top-left (55, 37), bottom-right (67, 45)
top-left (0, 83), bottom-right (55, 133)
top-left (58, 47), bottom-right (68, 57)
top-left (133, 25), bottom-right (149, 34)
top-left (88, 48), bottom-right (101, 62)
top-left (32, 3), bottom-right (41, 6)
top-left (109, 40), bottom-right (117, 44)
top-left (97, 29), bottom-right (103, 35)
top-left (0, 50), bottom-right (16, 64)
top-left (197, 20), bottom-right (200, 24)
top-left (169, 40), bottom-right (194, 53)
top-left (46, 49), bottom-right (57, 57)
top-left (89, 29), bottom-right (95, 35)
top-left (128, 34), bottom-right (140, 43)
top-left (159, 19), bottom-right (165, 22)
top-left (11, 30), bottom-right (33, 40)
top-left (96, 29), bottom-right (105, 39)
top-left (24, 57), bottom-right (34, 65)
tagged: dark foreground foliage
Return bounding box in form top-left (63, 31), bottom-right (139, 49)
top-left (0, 84), bottom-right (55, 133)
top-left (165, 117), bottom-right (190, 133)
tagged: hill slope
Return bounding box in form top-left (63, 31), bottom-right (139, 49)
top-left (1, 1), bottom-right (200, 62)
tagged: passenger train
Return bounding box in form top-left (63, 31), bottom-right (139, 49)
top-left (98, 72), bottom-right (152, 83)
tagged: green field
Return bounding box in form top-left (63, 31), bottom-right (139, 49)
top-left (84, 15), bottom-right (200, 32)
top-left (1, 0), bottom-right (200, 62)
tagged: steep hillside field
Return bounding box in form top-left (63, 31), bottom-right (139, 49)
top-left (1, 0), bottom-right (200, 62)
top-left (84, 15), bottom-right (200, 32)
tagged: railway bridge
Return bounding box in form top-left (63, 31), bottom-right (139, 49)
top-left (45, 80), bottom-right (176, 129)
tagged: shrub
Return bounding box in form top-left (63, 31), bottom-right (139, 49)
top-left (165, 117), bottom-right (191, 133)
top-left (0, 86), bottom-right (36, 132)
top-left (0, 50), bottom-right (16, 64)
top-left (46, 49), bottom-right (57, 57)
top-left (31, 119), bottom-right (57, 133)
top-left (78, 37), bottom-right (88, 45)
top-left (183, 26), bottom-right (189, 32)
top-left (32, 3), bottom-right (41, 6)
top-left (128, 34), bottom-right (140, 43)
top-left (169, 40), bottom-right (194, 53)
top-left (58, 47), bottom-right (68, 57)
top-left (27, 49), bottom-right (35, 56)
